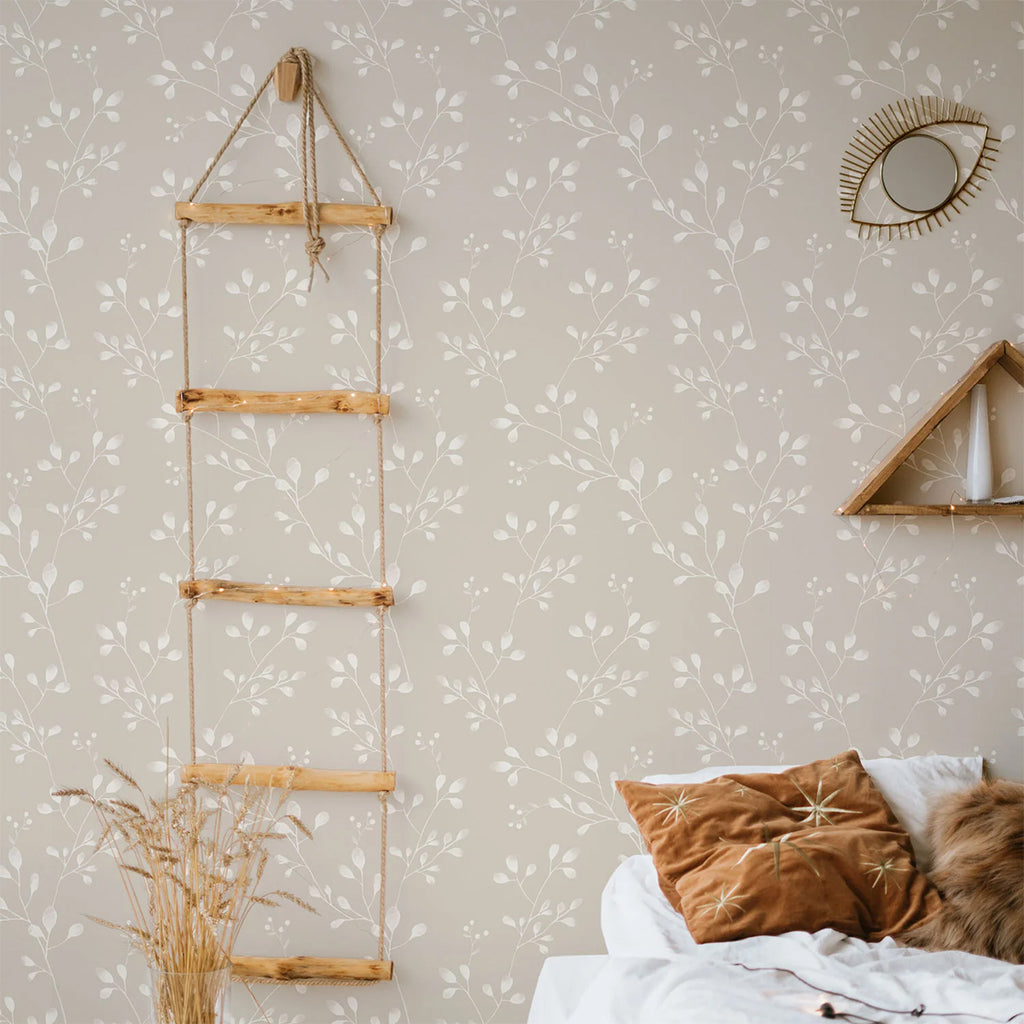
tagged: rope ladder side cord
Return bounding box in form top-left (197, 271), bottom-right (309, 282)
top-left (178, 47), bottom-right (392, 987)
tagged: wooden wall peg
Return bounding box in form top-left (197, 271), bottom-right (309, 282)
top-left (274, 57), bottom-right (301, 102)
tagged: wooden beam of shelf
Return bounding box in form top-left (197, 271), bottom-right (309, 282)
top-left (175, 202), bottom-right (391, 227)
top-left (183, 764), bottom-right (395, 792)
top-left (999, 341), bottom-right (1024, 386)
top-left (179, 579), bottom-right (393, 607)
top-left (860, 503), bottom-right (1024, 517)
top-left (232, 955), bottom-right (393, 983)
top-left (177, 388), bottom-right (389, 416)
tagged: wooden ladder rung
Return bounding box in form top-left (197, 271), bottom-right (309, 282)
top-left (183, 764), bottom-right (395, 792)
top-left (177, 388), bottom-right (389, 416)
top-left (175, 202), bottom-right (392, 227)
top-left (231, 955), bottom-right (393, 982)
top-left (179, 579), bottom-right (393, 607)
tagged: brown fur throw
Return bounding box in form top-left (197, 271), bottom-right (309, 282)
top-left (900, 778), bottom-right (1024, 963)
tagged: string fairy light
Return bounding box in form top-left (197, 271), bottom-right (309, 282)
top-left (731, 962), bottom-right (1024, 1023)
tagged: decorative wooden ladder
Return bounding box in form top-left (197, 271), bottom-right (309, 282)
top-left (175, 50), bottom-right (394, 986)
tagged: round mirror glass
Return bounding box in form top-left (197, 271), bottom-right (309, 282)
top-left (881, 134), bottom-right (959, 214)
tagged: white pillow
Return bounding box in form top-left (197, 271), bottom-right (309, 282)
top-left (641, 753), bottom-right (983, 875)
top-left (643, 764), bottom-right (795, 785)
top-left (856, 754), bottom-right (984, 873)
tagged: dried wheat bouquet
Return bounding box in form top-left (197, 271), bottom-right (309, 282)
top-left (56, 761), bottom-right (314, 1020)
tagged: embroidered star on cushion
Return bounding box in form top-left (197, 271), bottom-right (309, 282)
top-left (792, 778), bottom-right (858, 827)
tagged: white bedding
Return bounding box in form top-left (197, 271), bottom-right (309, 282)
top-left (588, 856), bottom-right (1024, 1022)
top-left (529, 756), bottom-right (1022, 1023)
top-left (528, 934), bottom-right (1024, 1023)
top-left (601, 855), bottom-right (695, 955)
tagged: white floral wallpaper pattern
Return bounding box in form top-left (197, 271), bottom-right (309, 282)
top-left (1, 1), bottom-right (1022, 1021)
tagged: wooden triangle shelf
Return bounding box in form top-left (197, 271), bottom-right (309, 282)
top-left (836, 340), bottom-right (1024, 516)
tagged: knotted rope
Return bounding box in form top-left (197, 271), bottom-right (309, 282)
top-left (292, 47), bottom-right (328, 288)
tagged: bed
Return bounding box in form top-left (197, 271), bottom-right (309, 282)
top-left (527, 754), bottom-right (1024, 1024)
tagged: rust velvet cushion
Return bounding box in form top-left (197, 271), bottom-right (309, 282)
top-left (616, 750), bottom-right (940, 944)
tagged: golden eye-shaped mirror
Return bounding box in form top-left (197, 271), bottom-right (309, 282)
top-left (840, 98), bottom-right (998, 240)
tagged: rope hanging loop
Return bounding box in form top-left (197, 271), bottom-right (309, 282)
top-left (287, 46), bottom-right (330, 289)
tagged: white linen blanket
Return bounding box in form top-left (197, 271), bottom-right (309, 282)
top-left (530, 930), bottom-right (1024, 1024)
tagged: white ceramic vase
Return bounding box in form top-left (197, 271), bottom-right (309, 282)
top-left (965, 383), bottom-right (993, 502)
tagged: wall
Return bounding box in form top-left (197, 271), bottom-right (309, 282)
top-left (1, 1), bottom-right (1021, 1022)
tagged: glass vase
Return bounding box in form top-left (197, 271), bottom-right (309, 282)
top-left (148, 965), bottom-right (232, 1024)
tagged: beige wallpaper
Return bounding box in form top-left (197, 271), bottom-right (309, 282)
top-left (1, 1), bottom-right (1022, 1021)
